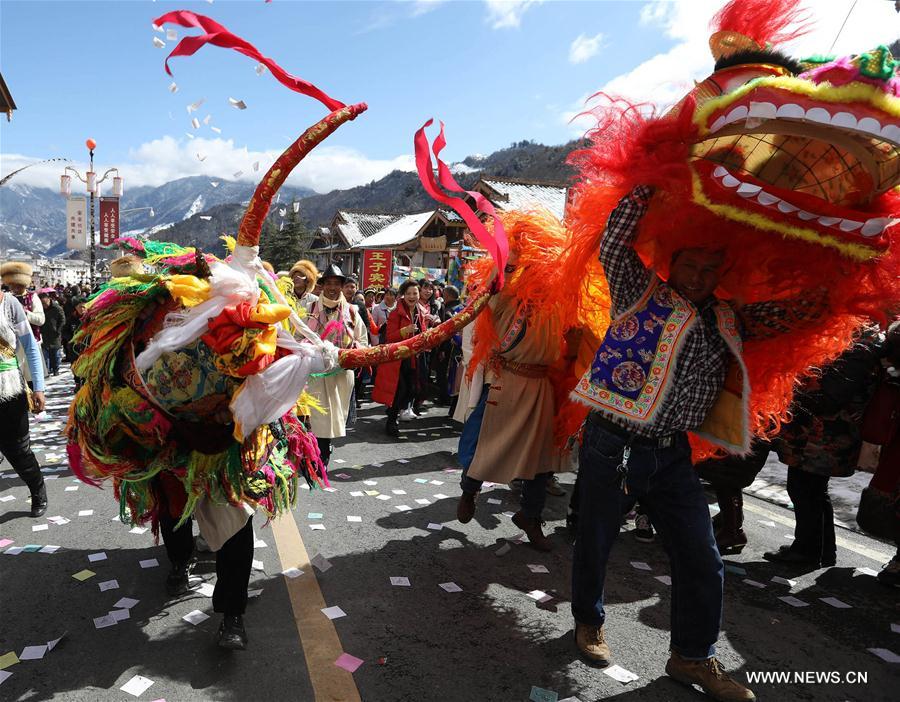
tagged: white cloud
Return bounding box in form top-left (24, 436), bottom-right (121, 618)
top-left (569, 31), bottom-right (606, 64)
top-left (484, 0), bottom-right (543, 29)
top-left (410, 0), bottom-right (447, 17)
top-left (1, 137), bottom-right (416, 193)
top-left (561, 0), bottom-right (900, 134)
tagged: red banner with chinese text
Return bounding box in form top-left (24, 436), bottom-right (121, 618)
top-left (99, 197), bottom-right (120, 246)
top-left (362, 249), bottom-right (393, 290)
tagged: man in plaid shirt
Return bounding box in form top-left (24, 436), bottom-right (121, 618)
top-left (569, 186), bottom-right (807, 702)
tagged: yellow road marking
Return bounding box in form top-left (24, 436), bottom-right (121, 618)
top-left (271, 512), bottom-right (361, 702)
top-left (742, 501), bottom-right (891, 563)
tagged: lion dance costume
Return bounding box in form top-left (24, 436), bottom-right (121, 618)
top-left (66, 11), bottom-right (498, 537)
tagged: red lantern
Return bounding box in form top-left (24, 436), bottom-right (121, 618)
top-left (85, 138), bottom-right (97, 151)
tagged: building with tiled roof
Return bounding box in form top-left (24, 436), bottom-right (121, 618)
top-left (472, 176), bottom-right (569, 221)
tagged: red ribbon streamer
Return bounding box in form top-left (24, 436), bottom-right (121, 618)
top-left (414, 119), bottom-right (509, 286)
top-left (153, 10), bottom-right (345, 112)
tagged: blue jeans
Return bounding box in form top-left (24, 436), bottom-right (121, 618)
top-left (43, 346), bottom-right (60, 375)
top-left (458, 385), bottom-right (550, 519)
top-left (571, 421), bottom-right (723, 659)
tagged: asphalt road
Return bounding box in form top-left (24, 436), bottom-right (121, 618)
top-left (0, 365), bottom-right (897, 702)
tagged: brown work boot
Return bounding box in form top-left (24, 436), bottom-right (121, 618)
top-left (665, 652), bottom-right (756, 701)
top-left (456, 491), bottom-right (478, 524)
top-left (575, 623), bottom-right (610, 665)
top-left (512, 511), bottom-right (552, 551)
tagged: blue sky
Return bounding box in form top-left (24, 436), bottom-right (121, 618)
top-left (1, 0), bottom-right (894, 192)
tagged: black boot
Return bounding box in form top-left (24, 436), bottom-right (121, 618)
top-left (385, 417), bottom-right (400, 438)
top-left (217, 615), bottom-right (248, 650)
top-left (166, 557), bottom-right (195, 597)
top-left (30, 482), bottom-right (48, 518)
top-left (714, 488), bottom-right (747, 555)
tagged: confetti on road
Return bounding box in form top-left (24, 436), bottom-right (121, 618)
top-left (321, 605), bottom-right (346, 620)
top-left (120, 675), bottom-right (155, 697)
top-left (867, 648), bottom-right (900, 663)
top-left (527, 564), bottom-right (549, 574)
top-left (630, 561), bottom-right (652, 571)
top-left (771, 576), bottom-right (796, 587)
top-left (72, 569), bottom-right (95, 581)
top-left (19, 645), bottom-right (46, 661)
top-left (98, 579), bottom-right (119, 592)
top-left (139, 559), bottom-right (159, 569)
top-left (820, 597), bottom-right (852, 608)
top-left (311, 554), bottom-right (332, 572)
top-left (283, 568), bottom-right (303, 579)
top-left (0, 652), bottom-right (18, 669)
top-left (603, 664), bottom-right (640, 684)
top-left (390, 577), bottom-right (411, 587)
top-left (655, 575), bottom-right (672, 586)
top-left (114, 598), bottom-right (139, 609)
top-left (347, 516), bottom-right (362, 522)
top-left (529, 686), bottom-right (558, 702)
top-left (743, 579), bottom-right (766, 588)
top-left (778, 595), bottom-right (809, 608)
top-left (334, 652), bottom-right (364, 673)
top-left (88, 552), bottom-right (107, 563)
top-left (182, 610), bottom-right (210, 626)
top-left (440, 582), bottom-right (463, 593)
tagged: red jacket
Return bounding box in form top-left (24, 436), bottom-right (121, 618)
top-left (372, 301), bottom-right (430, 407)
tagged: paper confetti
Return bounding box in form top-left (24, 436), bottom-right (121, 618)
top-left (529, 687), bottom-right (558, 702)
top-left (771, 576), bottom-right (797, 587)
top-left (88, 552), bottom-right (107, 563)
top-left (98, 579), bottom-right (119, 592)
top-left (168, 82), bottom-right (178, 93)
top-left (311, 554), bottom-right (332, 572)
top-left (819, 597), bottom-right (852, 608)
top-left (0, 652), bottom-right (18, 669)
top-left (187, 98), bottom-right (205, 113)
top-left (743, 579), bottom-right (766, 588)
top-left (93, 615), bottom-right (116, 629)
top-left (109, 609), bottom-right (130, 623)
top-left (527, 564), bottom-right (549, 574)
top-left (252, 559), bottom-right (265, 571)
top-left (229, 97), bottom-right (247, 110)
top-left (334, 652), bottom-right (364, 673)
top-left (120, 675), bottom-right (155, 697)
top-left (114, 598), bottom-right (139, 610)
top-left (390, 576), bottom-right (411, 587)
top-left (182, 610), bottom-right (210, 626)
top-left (440, 582), bottom-right (462, 593)
top-left (32, 524), bottom-right (48, 532)
top-left (630, 561), bottom-right (652, 571)
top-left (152, 36), bottom-right (166, 49)
top-left (347, 516), bottom-right (362, 523)
top-left (78, 509), bottom-right (94, 517)
top-left (19, 645), bottom-right (46, 661)
top-left (139, 558), bottom-right (159, 569)
top-left (603, 664), bottom-right (640, 683)
top-left (321, 605), bottom-right (346, 620)
top-left (255, 62), bottom-right (266, 75)
top-left (778, 595), bottom-right (809, 608)
top-left (283, 568), bottom-right (303, 579)
top-left (165, 28), bottom-right (177, 41)
top-left (526, 589), bottom-right (552, 603)
top-left (72, 569), bottom-right (96, 581)
top-left (210, 126), bottom-right (222, 133)
top-left (655, 575), bottom-right (672, 586)
top-left (426, 523), bottom-right (443, 531)
top-left (868, 648), bottom-right (900, 663)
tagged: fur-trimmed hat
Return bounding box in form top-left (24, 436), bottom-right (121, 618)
top-left (109, 255), bottom-right (145, 278)
top-left (1, 261), bottom-right (33, 288)
top-left (289, 259), bottom-right (319, 295)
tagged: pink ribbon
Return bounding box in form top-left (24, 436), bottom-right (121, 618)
top-left (414, 120), bottom-right (508, 286)
top-left (153, 10), bottom-right (345, 112)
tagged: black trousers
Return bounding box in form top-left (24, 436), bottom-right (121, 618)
top-left (317, 437), bottom-right (332, 466)
top-left (0, 392), bottom-right (44, 495)
top-left (386, 360), bottom-right (416, 422)
top-left (160, 511), bottom-right (254, 616)
top-left (786, 467), bottom-right (836, 563)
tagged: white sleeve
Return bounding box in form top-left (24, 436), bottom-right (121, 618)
top-left (25, 293), bottom-right (45, 327)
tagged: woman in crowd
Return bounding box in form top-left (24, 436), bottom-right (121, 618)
top-left (373, 279), bottom-right (431, 437)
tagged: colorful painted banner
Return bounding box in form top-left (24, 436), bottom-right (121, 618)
top-left (361, 249), bottom-right (393, 290)
top-left (66, 196), bottom-right (87, 250)
top-left (99, 197), bottom-right (119, 246)
top-left (392, 265), bottom-right (446, 287)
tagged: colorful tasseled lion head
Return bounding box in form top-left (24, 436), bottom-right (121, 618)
top-left (688, 33), bottom-right (898, 260)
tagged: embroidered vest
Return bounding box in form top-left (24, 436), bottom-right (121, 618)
top-left (572, 280), bottom-right (751, 454)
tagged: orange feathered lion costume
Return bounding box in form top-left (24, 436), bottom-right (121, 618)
top-left (481, 0), bottom-right (899, 460)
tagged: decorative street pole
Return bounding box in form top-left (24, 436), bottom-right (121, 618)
top-left (59, 138), bottom-right (123, 289)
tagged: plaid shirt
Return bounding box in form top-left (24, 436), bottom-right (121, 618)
top-left (596, 187), bottom-right (729, 437)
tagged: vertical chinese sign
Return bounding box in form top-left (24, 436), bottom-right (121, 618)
top-left (362, 249), bottom-right (393, 290)
top-left (99, 197), bottom-right (120, 246)
top-left (66, 196), bottom-right (87, 250)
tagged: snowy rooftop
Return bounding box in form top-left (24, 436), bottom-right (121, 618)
top-left (333, 211), bottom-right (401, 248)
top-left (353, 211), bottom-right (435, 249)
top-left (478, 177), bottom-right (568, 221)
